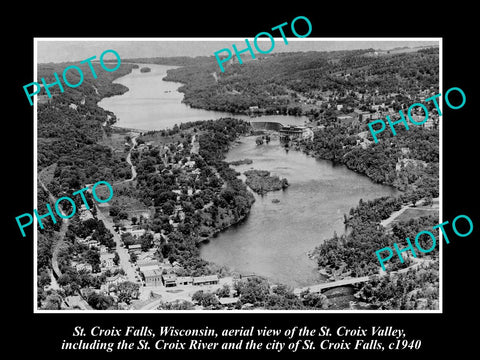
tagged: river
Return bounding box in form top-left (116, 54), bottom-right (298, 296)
top-left (98, 64), bottom-right (309, 130)
top-left (98, 63), bottom-right (399, 289)
top-left (200, 136), bottom-right (398, 288)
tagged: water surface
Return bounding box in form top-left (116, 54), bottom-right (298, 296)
top-left (99, 64), bottom-right (308, 130)
top-left (200, 136), bottom-right (399, 288)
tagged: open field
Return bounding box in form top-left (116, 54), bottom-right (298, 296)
top-left (392, 208), bottom-right (439, 224)
top-left (98, 128), bottom-right (132, 153)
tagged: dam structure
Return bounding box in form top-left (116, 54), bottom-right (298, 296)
top-left (250, 121), bottom-right (314, 141)
top-left (250, 121), bottom-right (284, 132)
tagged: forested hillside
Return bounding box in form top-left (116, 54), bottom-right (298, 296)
top-left (163, 47), bottom-right (439, 115)
top-left (37, 61), bottom-right (136, 193)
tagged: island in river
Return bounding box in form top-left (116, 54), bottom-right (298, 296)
top-left (243, 169), bottom-right (289, 195)
top-left (140, 67), bottom-right (151, 73)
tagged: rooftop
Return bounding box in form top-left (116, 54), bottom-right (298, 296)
top-left (143, 269), bottom-right (163, 278)
top-left (162, 274), bottom-right (177, 281)
top-left (218, 297), bottom-right (239, 305)
top-left (193, 275), bottom-right (219, 283)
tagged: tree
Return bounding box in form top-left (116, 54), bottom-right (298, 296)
top-left (141, 234), bottom-right (153, 251)
top-left (84, 249), bottom-right (101, 272)
top-left (424, 196), bottom-right (433, 206)
top-left (216, 284), bottom-right (230, 298)
top-left (131, 216), bottom-right (138, 225)
top-left (109, 206), bottom-right (121, 217)
top-left (86, 292), bottom-right (114, 310)
top-left (157, 300), bottom-right (195, 310)
top-left (300, 289), bottom-right (330, 309)
top-left (113, 252), bottom-right (120, 265)
top-left (130, 252), bottom-right (138, 263)
top-left (42, 292), bottom-right (63, 310)
top-left (38, 270), bottom-right (51, 288)
top-left (234, 277), bottom-right (270, 305)
top-left (121, 233), bottom-right (135, 247)
top-left (192, 290), bottom-right (221, 309)
top-left (116, 281), bottom-right (140, 304)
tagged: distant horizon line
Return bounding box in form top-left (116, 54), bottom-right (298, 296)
top-left (37, 44), bottom-right (439, 65)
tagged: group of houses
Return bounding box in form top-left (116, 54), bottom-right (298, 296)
top-left (125, 244), bottom-right (220, 289)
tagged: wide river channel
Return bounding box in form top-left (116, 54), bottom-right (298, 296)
top-left (99, 64), bottom-right (399, 288)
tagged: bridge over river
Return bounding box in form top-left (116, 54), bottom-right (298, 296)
top-left (293, 260), bottom-right (433, 296)
top-left (293, 276), bottom-right (372, 296)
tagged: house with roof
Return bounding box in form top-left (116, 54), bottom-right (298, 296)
top-left (138, 259), bottom-right (161, 274)
top-left (192, 275), bottom-right (219, 286)
top-left (76, 263), bottom-right (93, 273)
top-left (102, 273), bottom-right (127, 291)
top-left (176, 276), bottom-right (193, 286)
top-left (218, 297), bottom-right (240, 308)
top-left (143, 269), bottom-right (163, 287)
top-left (162, 274), bottom-right (178, 287)
top-left (337, 115), bottom-right (359, 127)
top-left (87, 240), bottom-right (100, 248)
top-left (130, 228), bottom-right (146, 238)
top-left (128, 244), bottom-right (142, 255)
top-left (79, 204), bottom-right (94, 221)
top-left (100, 252), bottom-right (116, 270)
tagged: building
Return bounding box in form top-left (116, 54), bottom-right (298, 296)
top-left (279, 126), bottom-right (314, 141)
top-left (162, 274), bottom-right (178, 287)
top-left (176, 276), bottom-right (193, 286)
top-left (79, 204), bottom-right (94, 221)
top-left (143, 269), bottom-right (163, 287)
top-left (218, 297), bottom-right (240, 308)
top-left (128, 244), bottom-right (142, 255)
top-left (337, 115), bottom-right (356, 126)
top-left (104, 273), bottom-right (127, 288)
top-left (100, 253), bottom-right (116, 270)
top-left (184, 160), bottom-right (196, 168)
top-left (137, 259), bottom-right (161, 274)
top-left (87, 240), bottom-right (100, 248)
top-left (192, 275), bottom-right (219, 286)
top-left (130, 228), bottom-right (146, 238)
top-left (354, 109), bottom-right (373, 122)
top-left (137, 258), bottom-right (159, 268)
top-left (75, 263), bottom-right (93, 273)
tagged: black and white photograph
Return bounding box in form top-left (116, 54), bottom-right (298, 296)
top-left (7, 7), bottom-right (478, 357)
top-left (33, 38), bottom-right (441, 312)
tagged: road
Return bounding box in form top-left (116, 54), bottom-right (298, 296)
top-left (190, 133), bottom-right (199, 154)
top-left (87, 132), bottom-right (139, 188)
top-left (293, 276), bottom-right (371, 296)
top-left (380, 197), bottom-right (438, 228)
top-left (119, 133), bottom-right (138, 184)
top-left (94, 206), bottom-right (138, 284)
top-left (38, 178), bottom-right (69, 279)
